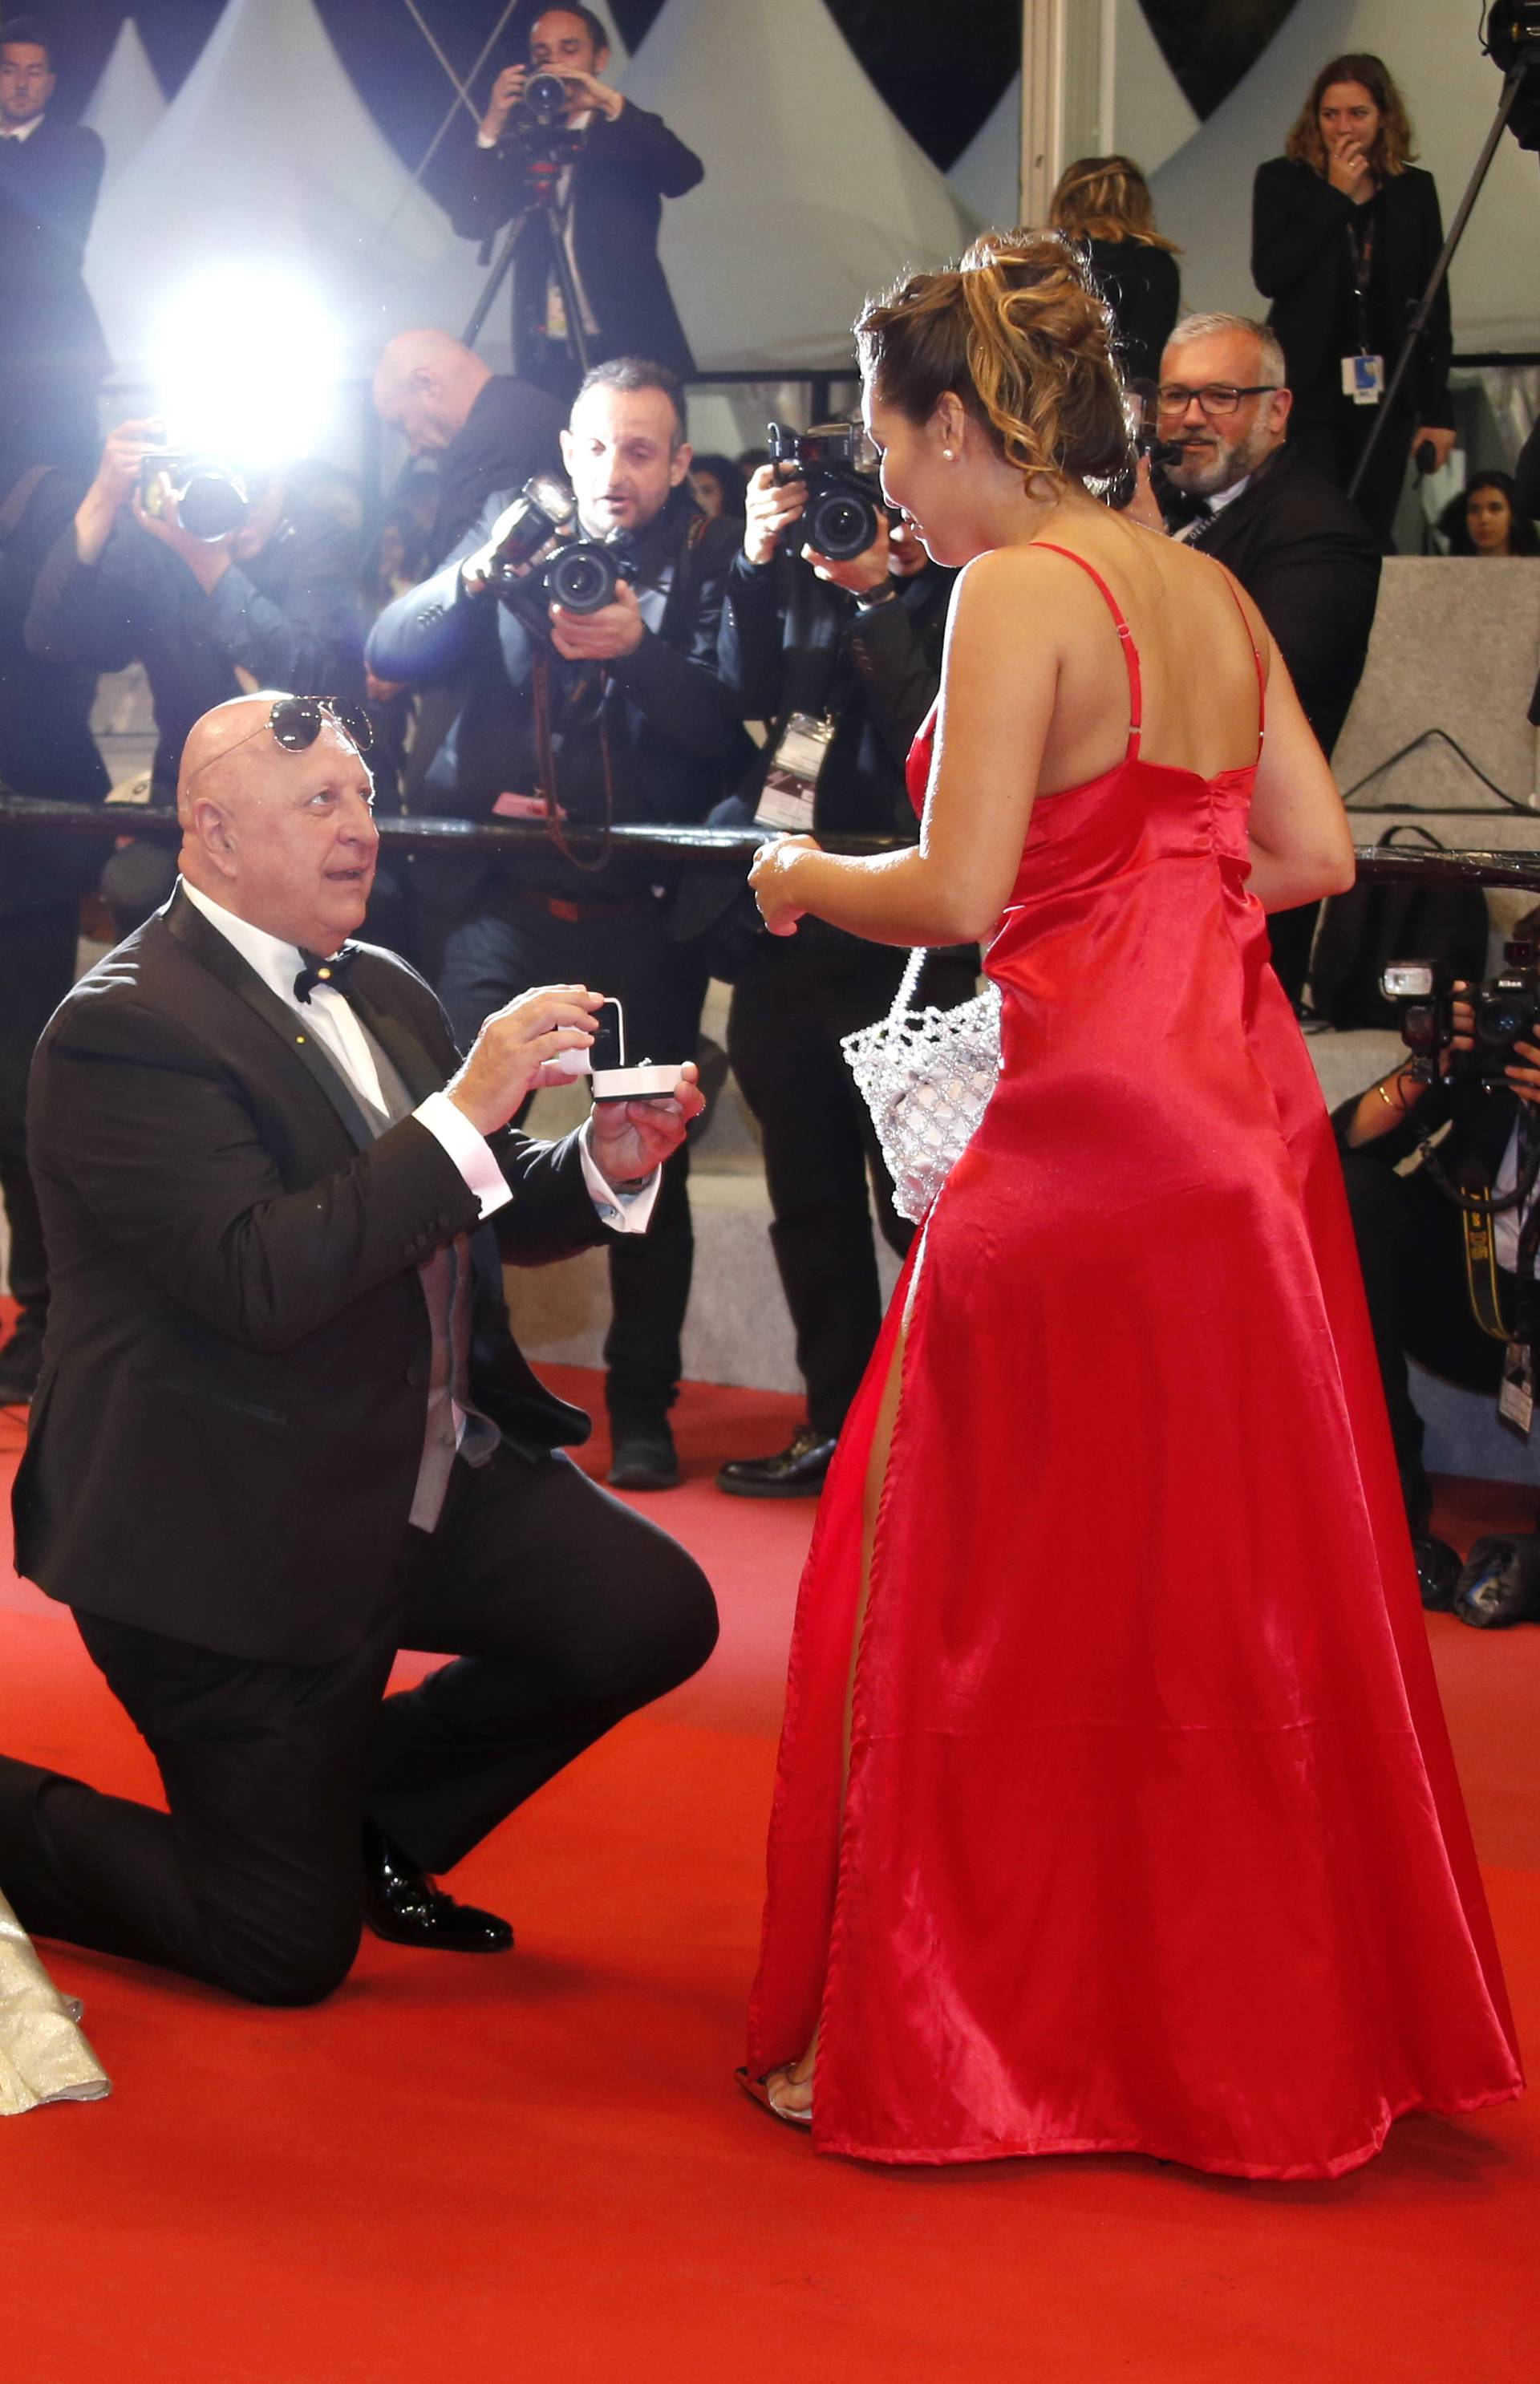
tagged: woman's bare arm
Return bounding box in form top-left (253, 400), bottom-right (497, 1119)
top-left (749, 549), bottom-right (1059, 946)
top-left (1243, 610), bottom-right (1357, 912)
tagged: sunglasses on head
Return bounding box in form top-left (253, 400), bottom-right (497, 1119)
top-left (265, 695), bottom-right (373, 755)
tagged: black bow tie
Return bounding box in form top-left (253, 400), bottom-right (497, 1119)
top-left (294, 944), bottom-right (362, 1004)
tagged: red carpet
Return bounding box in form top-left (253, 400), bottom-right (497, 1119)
top-left (2, 1356), bottom-right (1537, 2382)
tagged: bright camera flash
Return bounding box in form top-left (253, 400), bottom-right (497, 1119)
top-left (150, 266), bottom-right (342, 467)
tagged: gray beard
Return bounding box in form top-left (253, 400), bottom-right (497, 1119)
top-left (1164, 427), bottom-right (1276, 501)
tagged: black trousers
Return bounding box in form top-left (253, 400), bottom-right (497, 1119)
top-left (1340, 1149), bottom-right (1510, 1533)
top-left (0, 1446), bottom-right (717, 2005)
top-left (727, 931), bottom-right (979, 1441)
top-left (439, 895), bottom-right (708, 1425)
top-left (1291, 402), bottom-right (1415, 553)
top-left (0, 901), bottom-right (80, 1328)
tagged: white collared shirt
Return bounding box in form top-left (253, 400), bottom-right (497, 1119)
top-left (0, 113), bottom-right (45, 141)
top-left (179, 878), bottom-right (657, 1231)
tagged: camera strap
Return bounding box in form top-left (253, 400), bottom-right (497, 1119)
top-left (530, 646), bottom-right (615, 877)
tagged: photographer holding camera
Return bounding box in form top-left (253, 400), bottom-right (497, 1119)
top-left (1337, 926), bottom-right (1540, 1612)
top-left (26, 418), bottom-right (367, 805)
top-left (707, 447), bottom-right (975, 1500)
top-left (367, 357), bottom-right (749, 1490)
top-left (452, 6), bottom-right (701, 403)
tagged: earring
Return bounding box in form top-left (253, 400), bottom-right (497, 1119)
top-left (942, 447), bottom-right (954, 460)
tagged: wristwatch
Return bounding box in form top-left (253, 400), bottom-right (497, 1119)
top-left (854, 580), bottom-right (899, 610)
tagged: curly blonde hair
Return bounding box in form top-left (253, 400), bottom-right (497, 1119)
top-left (1049, 155), bottom-right (1178, 251)
top-left (1284, 53), bottom-right (1418, 180)
top-left (854, 229), bottom-right (1132, 495)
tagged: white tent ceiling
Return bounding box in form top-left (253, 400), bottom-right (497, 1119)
top-left (82, 15), bottom-right (167, 189)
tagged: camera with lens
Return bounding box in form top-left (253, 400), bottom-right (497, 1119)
top-left (1384, 939), bottom-right (1540, 1085)
top-left (497, 70), bottom-right (583, 179)
top-left (138, 453), bottom-right (249, 541)
top-left (767, 420), bottom-right (882, 562)
top-left (480, 472), bottom-right (633, 635)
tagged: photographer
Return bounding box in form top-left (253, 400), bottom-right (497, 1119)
top-left (367, 358), bottom-right (749, 1490)
top-left (451, 6), bottom-right (701, 402)
top-left (26, 419), bottom-right (367, 797)
top-left (708, 463), bottom-right (974, 1500)
top-left (0, 15), bottom-right (107, 471)
top-left (372, 329), bottom-right (565, 568)
top-left (1335, 947), bottom-right (1540, 1607)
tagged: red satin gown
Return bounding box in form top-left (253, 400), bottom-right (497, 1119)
top-left (746, 545), bottom-right (1522, 2176)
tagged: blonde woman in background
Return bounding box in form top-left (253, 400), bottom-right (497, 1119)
top-left (1049, 152), bottom-right (1180, 387)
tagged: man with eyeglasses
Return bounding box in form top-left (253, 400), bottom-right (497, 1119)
top-left (0, 691), bottom-right (717, 2009)
top-left (1145, 311), bottom-right (1380, 1007)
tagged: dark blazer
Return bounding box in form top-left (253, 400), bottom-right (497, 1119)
top-left (428, 375), bottom-right (567, 566)
top-left (450, 105), bottom-right (702, 379)
top-left (1084, 237), bottom-right (1180, 389)
top-left (1178, 441), bottom-right (1382, 756)
top-left (0, 113), bottom-right (108, 382)
top-left (1251, 156), bottom-right (1452, 428)
top-left (0, 462), bottom-right (107, 916)
top-left (13, 889), bottom-right (608, 1665)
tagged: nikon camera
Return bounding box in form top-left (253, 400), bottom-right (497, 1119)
top-left (767, 420), bottom-right (882, 562)
top-left (1383, 938), bottom-right (1540, 1085)
top-left (480, 472), bottom-right (633, 635)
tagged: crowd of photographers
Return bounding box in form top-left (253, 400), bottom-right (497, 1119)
top-left (5, 11), bottom-right (1540, 1613)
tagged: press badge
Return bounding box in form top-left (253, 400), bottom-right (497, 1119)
top-left (1342, 353), bottom-right (1385, 405)
top-left (755, 711), bottom-right (835, 834)
top-left (1499, 1340), bottom-right (1534, 1439)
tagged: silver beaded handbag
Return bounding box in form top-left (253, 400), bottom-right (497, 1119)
top-left (841, 949), bottom-right (1003, 1223)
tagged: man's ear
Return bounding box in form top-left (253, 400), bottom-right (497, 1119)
top-left (1270, 384), bottom-right (1294, 435)
top-left (668, 440), bottom-right (693, 489)
top-left (559, 425), bottom-right (576, 476)
top-left (192, 797), bottom-right (239, 880)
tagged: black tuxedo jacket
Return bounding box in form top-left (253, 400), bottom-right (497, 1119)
top-left (14, 890), bottom-right (607, 1665)
top-left (1251, 156), bottom-right (1452, 429)
top-left (450, 105), bottom-right (702, 379)
top-left (1181, 443), bottom-right (1381, 757)
top-left (0, 113), bottom-right (107, 382)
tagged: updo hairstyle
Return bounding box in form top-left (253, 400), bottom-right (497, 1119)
top-left (854, 229), bottom-right (1131, 495)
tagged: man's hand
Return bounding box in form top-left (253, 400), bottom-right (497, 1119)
top-left (743, 463), bottom-right (805, 567)
top-left (550, 67), bottom-right (623, 120)
top-left (749, 833), bottom-right (818, 937)
top-left (445, 983), bottom-right (603, 1135)
top-left (132, 484), bottom-right (233, 594)
top-left (1125, 452), bottom-right (1167, 534)
top-left (480, 63), bottom-right (527, 142)
top-left (805, 512), bottom-right (890, 595)
top-left (589, 1064), bottom-right (703, 1188)
top-left (1412, 426), bottom-right (1457, 474)
top-left (549, 579), bottom-right (645, 660)
top-left (1326, 133), bottom-right (1374, 204)
top-left (75, 417), bottom-right (166, 566)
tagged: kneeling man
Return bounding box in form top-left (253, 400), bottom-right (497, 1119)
top-left (0, 692), bottom-right (716, 2005)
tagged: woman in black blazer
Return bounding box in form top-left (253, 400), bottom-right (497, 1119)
top-left (1252, 52), bottom-right (1453, 549)
top-left (1050, 154), bottom-right (1180, 390)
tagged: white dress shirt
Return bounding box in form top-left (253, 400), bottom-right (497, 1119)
top-left (178, 878), bottom-right (658, 1231)
top-left (0, 113), bottom-right (45, 142)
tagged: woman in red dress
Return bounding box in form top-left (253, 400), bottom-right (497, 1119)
top-left (740, 231), bottom-right (1522, 2178)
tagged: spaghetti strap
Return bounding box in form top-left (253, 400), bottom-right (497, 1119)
top-left (1032, 541), bottom-right (1141, 762)
top-left (1212, 562), bottom-right (1266, 760)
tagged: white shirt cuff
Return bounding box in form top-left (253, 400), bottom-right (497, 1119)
top-left (413, 1091), bottom-right (513, 1219)
top-left (579, 1117), bottom-right (661, 1234)
top-left (476, 130), bottom-right (496, 148)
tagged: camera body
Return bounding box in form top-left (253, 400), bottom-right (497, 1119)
top-left (138, 453), bottom-right (249, 541)
top-left (483, 472), bottom-right (634, 634)
top-left (1384, 940), bottom-right (1540, 1085)
top-left (498, 71), bottom-right (584, 183)
top-left (767, 420), bottom-right (882, 562)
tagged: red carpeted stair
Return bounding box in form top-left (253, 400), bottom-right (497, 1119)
top-left (1, 1355), bottom-right (1536, 2382)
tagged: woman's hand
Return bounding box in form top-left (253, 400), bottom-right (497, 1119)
top-left (749, 834), bottom-right (818, 937)
top-left (1506, 1036), bottom-right (1540, 1108)
top-left (1326, 132), bottom-right (1374, 204)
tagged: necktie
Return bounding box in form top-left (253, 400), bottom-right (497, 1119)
top-left (294, 944), bottom-right (363, 1004)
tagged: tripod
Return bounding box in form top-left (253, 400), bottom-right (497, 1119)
top-left (461, 142), bottom-right (592, 379)
top-left (1349, 51), bottom-right (1539, 504)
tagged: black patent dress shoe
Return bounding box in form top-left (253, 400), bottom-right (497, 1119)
top-left (1412, 1535), bottom-right (1462, 1613)
top-left (717, 1424), bottom-right (837, 1500)
top-left (608, 1421), bottom-right (680, 1490)
top-left (362, 1823), bottom-right (513, 1952)
top-left (1452, 1533), bottom-right (1540, 1629)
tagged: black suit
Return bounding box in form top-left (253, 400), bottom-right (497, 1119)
top-left (1252, 156), bottom-right (1451, 547)
top-left (0, 890), bottom-right (716, 2002)
top-left (1174, 442), bottom-right (1381, 1003)
top-left (1085, 238), bottom-right (1180, 388)
top-left (0, 114), bottom-right (107, 468)
top-left (451, 106), bottom-right (701, 396)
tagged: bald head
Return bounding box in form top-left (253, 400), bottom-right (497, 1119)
top-left (178, 695), bottom-right (378, 957)
top-left (373, 329), bottom-right (492, 455)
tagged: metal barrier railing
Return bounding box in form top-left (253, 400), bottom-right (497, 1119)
top-left (6, 794), bottom-right (1540, 890)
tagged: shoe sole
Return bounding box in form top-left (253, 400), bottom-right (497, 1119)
top-left (715, 1474), bottom-right (829, 1499)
